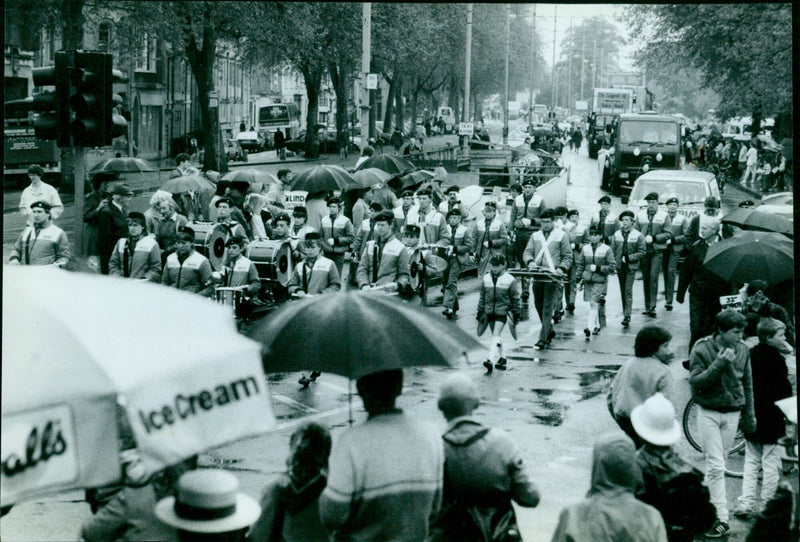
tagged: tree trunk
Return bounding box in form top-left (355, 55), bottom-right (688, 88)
top-left (300, 62), bottom-right (322, 159)
top-left (58, 0), bottom-right (86, 194)
top-left (751, 104), bottom-right (763, 141)
top-left (409, 83), bottom-right (419, 138)
top-left (395, 78), bottom-right (404, 134)
top-left (328, 61), bottom-right (349, 154)
top-left (185, 19), bottom-right (220, 172)
top-left (449, 76), bottom-right (460, 122)
top-left (383, 76), bottom-right (395, 132)
top-left (368, 84), bottom-right (377, 140)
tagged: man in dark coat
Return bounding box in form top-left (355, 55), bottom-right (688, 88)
top-left (274, 128), bottom-right (286, 160)
top-left (97, 183), bottom-right (133, 274)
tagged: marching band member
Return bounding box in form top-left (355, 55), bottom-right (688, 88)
top-left (108, 212), bottom-right (161, 281)
top-left (214, 197), bottom-right (249, 241)
top-left (662, 197), bottom-right (690, 312)
top-left (473, 201), bottom-right (509, 278)
top-left (269, 213), bottom-right (292, 243)
top-left (287, 232), bottom-right (342, 388)
top-left (221, 236), bottom-right (261, 297)
top-left (611, 210), bottom-right (647, 329)
top-left (563, 209), bottom-right (586, 314)
top-left (634, 192), bottom-right (672, 318)
top-left (552, 206), bottom-right (569, 322)
top-left (553, 206), bottom-right (569, 230)
top-left (161, 227), bottom-right (214, 297)
top-left (522, 209), bottom-right (572, 350)
top-left (352, 202), bottom-right (384, 260)
top-left (289, 206), bottom-right (316, 257)
top-left (477, 253), bottom-right (522, 373)
top-left (586, 195), bottom-right (619, 245)
top-left (319, 196), bottom-right (354, 276)
top-left (409, 189), bottom-right (450, 306)
top-left (9, 201), bottom-right (70, 267)
top-left (392, 190), bottom-right (419, 236)
top-left (356, 211), bottom-right (412, 297)
top-left (401, 224), bottom-right (422, 249)
top-left (574, 225), bottom-right (616, 339)
top-left (438, 186), bottom-right (470, 221)
top-left (154, 198), bottom-right (189, 264)
top-left (442, 209), bottom-right (474, 320)
top-left (509, 178), bottom-right (545, 301)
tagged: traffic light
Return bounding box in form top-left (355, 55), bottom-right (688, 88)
top-left (68, 51), bottom-right (128, 147)
top-left (3, 51), bottom-right (71, 146)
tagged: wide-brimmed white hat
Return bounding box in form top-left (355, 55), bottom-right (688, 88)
top-left (155, 469), bottom-right (260, 534)
top-left (631, 393), bottom-right (682, 446)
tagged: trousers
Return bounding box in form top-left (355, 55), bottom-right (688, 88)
top-left (442, 258), bottom-right (461, 311)
top-left (738, 441), bottom-right (782, 510)
top-left (532, 281), bottom-right (557, 342)
top-left (689, 291), bottom-right (720, 352)
top-left (617, 265), bottom-right (636, 319)
top-left (697, 405), bottom-right (740, 523)
top-left (662, 250), bottom-right (681, 305)
top-left (640, 251), bottom-right (662, 311)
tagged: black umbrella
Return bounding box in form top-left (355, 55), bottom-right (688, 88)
top-left (721, 208), bottom-right (793, 238)
top-left (247, 290), bottom-right (485, 380)
top-left (285, 165), bottom-right (360, 193)
top-left (90, 157), bottom-right (156, 173)
top-left (355, 154), bottom-right (416, 176)
top-left (398, 169), bottom-right (435, 190)
top-left (703, 231), bottom-right (793, 286)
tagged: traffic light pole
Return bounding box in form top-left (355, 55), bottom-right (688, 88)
top-left (73, 145), bottom-right (86, 259)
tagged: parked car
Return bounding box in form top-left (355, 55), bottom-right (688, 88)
top-left (286, 125), bottom-right (362, 155)
top-left (627, 170), bottom-right (719, 218)
top-left (224, 139), bottom-right (247, 162)
top-left (235, 131), bottom-right (265, 152)
top-left (758, 192), bottom-right (794, 222)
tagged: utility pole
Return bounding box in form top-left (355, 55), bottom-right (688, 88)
top-left (592, 38), bottom-right (597, 90)
top-left (503, 4), bottom-right (510, 145)
top-left (551, 5), bottom-right (557, 110)
top-left (462, 3), bottom-right (472, 156)
top-left (580, 28), bottom-right (586, 100)
top-left (360, 3), bottom-right (371, 139)
top-left (567, 18), bottom-right (573, 113)
top-left (527, 5), bottom-right (536, 125)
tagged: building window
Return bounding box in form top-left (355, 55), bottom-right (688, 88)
top-left (136, 33), bottom-right (157, 72)
top-left (98, 21), bottom-right (112, 52)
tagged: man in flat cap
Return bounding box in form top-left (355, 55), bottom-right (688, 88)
top-left (9, 201), bottom-right (70, 267)
top-left (356, 211), bottom-right (412, 297)
top-left (611, 210), bottom-right (647, 328)
top-left (392, 190), bottom-right (419, 236)
top-left (19, 164), bottom-right (63, 224)
top-left (634, 192), bottom-right (671, 317)
top-left (510, 178), bottom-right (545, 300)
top-left (98, 183), bottom-right (135, 275)
top-left (161, 227), bottom-right (214, 297)
top-left (586, 195), bottom-right (619, 245)
top-left (215, 197), bottom-right (249, 241)
top-left (662, 196), bottom-right (690, 311)
top-left (108, 211), bottom-right (161, 281)
top-left (319, 196), bottom-right (354, 276)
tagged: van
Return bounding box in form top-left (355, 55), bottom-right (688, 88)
top-left (627, 170), bottom-right (719, 218)
top-left (436, 106), bottom-right (456, 134)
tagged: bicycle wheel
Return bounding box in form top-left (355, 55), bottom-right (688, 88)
top-left (682, 398), bottom-right (746, 477)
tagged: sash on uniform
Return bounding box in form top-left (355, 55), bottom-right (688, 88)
top-left (533, 233), bottom-right (557, 271)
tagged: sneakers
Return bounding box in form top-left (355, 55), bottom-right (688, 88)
top-left (442, 308), bottom-right (456, 320)
top-left (592, 327), bottom-right (601, 335)
top-left (535, 340), bottom-right (547, 350)
top-left (495, 358), bottom-right (507, 370)
top-left (703, 520), bottom-right (730, 538)
top-left (733, 505), bottom-right (757, 520)
top-left (483, 360), bottom-right (494, 373)
top-left (621, 317), bottom-right (630, 328)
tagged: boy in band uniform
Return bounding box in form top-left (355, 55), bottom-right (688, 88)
top-left (662, 197), bottom-right (689, 311)
top-left (442, 209), bottom-right (474, 320)
top-left (634, 192), bottom-right (671, 317)
top-left (319, 196), bottom-right (354, 276)
top-left (611, 210), bottom-right (647, 328)
top-left (477, 254), bottom-right (522, 372)
top-left (473, 201), bottom-right (510, 278)
top-left (562, 209), bottom-right (586, 314)
top-left (574, 225), bottom-right (616, 338)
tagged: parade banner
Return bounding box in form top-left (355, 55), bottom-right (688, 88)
top-left (719, 294), bottom-right (743, 311)
top-left (284, 190), bottom-right (308, 211)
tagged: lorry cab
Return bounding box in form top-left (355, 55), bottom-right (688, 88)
top-left (601, 112), bottom-right (682, 196)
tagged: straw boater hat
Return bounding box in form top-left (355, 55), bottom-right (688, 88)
top-left (631, 393), bottom-right (682, 446)
top-left (155, 469), bottom-right (260, 534)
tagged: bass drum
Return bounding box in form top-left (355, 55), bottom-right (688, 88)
top-left (191, 222), bottom-right (228, 270)
top-left (247, 240), bottom-right (292, 286)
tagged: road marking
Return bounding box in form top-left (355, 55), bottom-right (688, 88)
top-left (271, 394), bottom-right (320, 413)
top-left (317, 380), bottom-right (351, 394)
top-left (274, 405), bottom-right (353, 431)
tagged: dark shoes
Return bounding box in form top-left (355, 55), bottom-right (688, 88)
top-left (665, 303), bottom-right (673, 311)
top-left (483, 360), bottom-right (494, 373)
top-left (566, 303), bottom-right (575, 314)
top-left (442, 308), bottom-right (457, 320)
top-left (681, 360), bottom-right (691, 370)
top-left (621, 317), bottom-right (630, 328)
top-left (644, 308), bottom-right (657, 317)
top-left (299, 375), bottom-right (311, 388)
top-left (310, 371), bottom-right (320, 381)
top-left (495, 358), bottom-right (507, 370)
top-left (584, 328), bottom-right (592, 339)
top-left (552, 310), bottom-right (563, 323)
top-left (592, 327), bottom-right (601, 335)
top-left (535, 340), bottom-right (547, 349)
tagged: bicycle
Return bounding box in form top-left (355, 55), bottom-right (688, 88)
top-left (682, 397), bottom-right (746, 477)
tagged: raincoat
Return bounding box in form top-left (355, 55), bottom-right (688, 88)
top-left (550, 433), bottom-right (667, 542)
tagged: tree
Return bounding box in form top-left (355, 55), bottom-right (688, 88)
top-left (624, 4), bottom-right (792, 132)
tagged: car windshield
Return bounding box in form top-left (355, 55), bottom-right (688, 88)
top-left (619, 121), bottom-right (679, 145)
top-left (630, 179), bottom-right (708, 205)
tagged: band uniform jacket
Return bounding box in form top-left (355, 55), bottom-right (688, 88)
top-left (473, 218), bottom-right (509, 273)
top-left (352, 218), bottom-right (375, 259)
top-left (478, 271), bottom-right (522, 317)
top-left (585, 211), bottom-right (620, 243)
top-left (446, 223), bottom-right (475, 266)
top-left (223, 255), bottom-right (261, 292)
top-left (320, 214), bottom-right (355, 255)
top-left (287, 256), bottom-right (342, 295)
top-left (409, 207), bottom-right (450, 246)
top-left (109, 236), bottom-right (161, 281)
top-left (356, 237), bottom-right (411, 288)
top-left (392, 204), bottom-right (419, 236)
top-left (10, 223), bottom-right (71, 266)
top-left (216, 219), bottom-right (249, 242)
top-left (611, 228), bottom-right (647, 272)
top-left (438, 200), bottom-right (470, 221)
top-left (509, 193), bottom-right (545, 233)
top-left (522, 228), bottom-right (573, 273)
top-left (664, 212), bottom-right (690, 253)
top-left (634, 210), bottom-right (672, 252)
top-left (161, 250), bottom-right (214, 297)
top-left (563, 222), bottom-right (587, 267)
top-left (574, 242), bottom-right (616, 285)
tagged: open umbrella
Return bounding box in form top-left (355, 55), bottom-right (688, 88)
top-left (90, 157), bottom-right (156, 173)
top-left (703, 231), bottom-right (794, 286)
top-left (1, 266), bottom-right (276, 507)
top-left (285, 165), bottom-right (360, 194)
top-left (160, 174), bottom-right (214, 194)
top-left (353, 167), bottom-right (392, 189)
top-left (721, 208), bottom-right (793, 238)
top-left (222, 169), bottom-right (279, 191)
top-left (356, 154), bottom-right (416, 176)
top-left (247, 290), bottom-right (485, 380)
top-left (398, 169), bottom-right (435, 190)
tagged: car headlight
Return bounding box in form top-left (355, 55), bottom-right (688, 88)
top-left (656, 153), bottom-right (663, 162)
top-left (633, 147), bottom-right (640, 156)
top-left (642, 164), bottom-right (650, 172)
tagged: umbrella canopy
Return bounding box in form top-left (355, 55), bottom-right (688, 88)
top-left (222, 169), bottom-right (279, 191)
top-left (756, 135), bottom-right (782, 152)
top-left (161, 174), bottom-right (215, 194)
top-left (399, 169), bottom-right (435, 190)
top-left (703, 231), bottom-right (794, 286)
top-left (353, 168), bottom-right (393, 189)
top-left (90, 157), bottom-right (156, 173)
top-left (285, 165), bottom-right (360, 193)
top-left (356, 154), bottom-right (416, 176)
top-left (247, 290), bottom-right (485, 380)
top-left (1, 266), bottom-right (276, 507)
top-left (721, 208), bottom-right (793, 237)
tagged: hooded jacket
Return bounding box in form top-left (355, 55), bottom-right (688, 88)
top-left (550, 433), bottom-right (667, 542)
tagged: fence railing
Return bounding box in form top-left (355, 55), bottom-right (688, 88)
top-left (405, 146), bottom-right (469, 172)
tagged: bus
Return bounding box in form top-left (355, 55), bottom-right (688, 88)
top-left (4, 115), bottom-right (61, 188)
top-left (251, 99), bottom-right (301, 146)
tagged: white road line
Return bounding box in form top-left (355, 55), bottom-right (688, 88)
top-left (274, 405), bottom-right (353, 431)
top-left (271, 394), bottom-right (320, 413)
top-left (316, 380), bottom-right (352, 394)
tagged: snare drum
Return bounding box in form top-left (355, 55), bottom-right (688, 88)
top-left (214, 287), bottom-right (244, 317)
top-left (191, 222), bottom-right (228, 270)
top-left (425, 245), bottom-right (452, 267)
top-left (247, 239), bottom-right (292, 286)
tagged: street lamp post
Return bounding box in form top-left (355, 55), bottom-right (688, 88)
top-left (462, 3), bottom-right (472, 156)
top-left (503, 4), bottom-right (510, 145)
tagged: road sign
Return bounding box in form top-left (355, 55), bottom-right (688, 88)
top-left (575, 100), bottom-right (588, 111)
top-left (458, 122), bottom-right (474, 136)
top-left (365, 73), bottom-right (378, 90)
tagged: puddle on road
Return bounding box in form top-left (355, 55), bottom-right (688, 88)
top-left (267, 373), bottom-right (288, 383)
top-left (529, 388), bottom-right (568, 426)
top-left (575, 365), bottom-right (621, 401)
